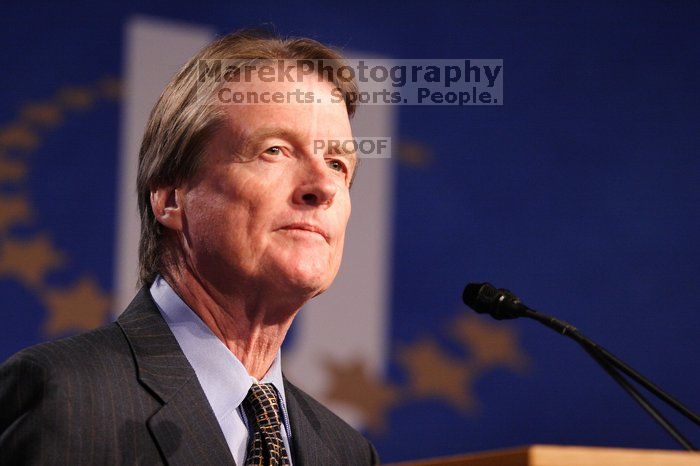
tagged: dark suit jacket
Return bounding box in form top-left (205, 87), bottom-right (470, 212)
top-left (0, 287), bottom-right (380, 465)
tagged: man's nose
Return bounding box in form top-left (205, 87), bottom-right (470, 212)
top-left (292, 158), bottom-right (338, 207)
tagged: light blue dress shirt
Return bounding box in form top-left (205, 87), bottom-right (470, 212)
top-left (150, 276), bottom-right (294, 465)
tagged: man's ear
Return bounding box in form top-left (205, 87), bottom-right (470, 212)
top-left (150, 187), bottom-right (184, 231)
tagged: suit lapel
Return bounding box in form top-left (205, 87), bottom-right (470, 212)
top-left (284, 378), bottom-right (340, 466)
top-left (117, 288), bottom-right (235, 466)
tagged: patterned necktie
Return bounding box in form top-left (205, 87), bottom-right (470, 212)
top-left (243, 383), bottom-right (291, 466)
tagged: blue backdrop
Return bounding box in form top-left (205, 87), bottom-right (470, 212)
top-left (1, 1), bottom-right (698, 462)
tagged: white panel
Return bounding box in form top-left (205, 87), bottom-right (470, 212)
top-left (114, 17), bottom-right (213, 315)
top-left (283, 69), bottom-right (396, 429)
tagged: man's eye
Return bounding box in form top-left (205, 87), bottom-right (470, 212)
top-left (326, 159), bottom-right (346, 172)
top-left (264, 146), bottom-right (281, 156)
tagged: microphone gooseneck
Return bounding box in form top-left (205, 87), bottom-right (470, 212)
top-left (462, 282), bottom-right (700, 451)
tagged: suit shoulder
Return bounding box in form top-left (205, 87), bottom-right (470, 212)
top-left (0, 322), bottom-right (160, 464)
top-left (284, 379), bottom-right (380, 463)
top-left (1, 322), bottom-right (130, 379)
top-left (284, 380), bottom-right (356, 434)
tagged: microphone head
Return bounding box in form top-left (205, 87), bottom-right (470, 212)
top-left (462, 282), bottom-right (498, 314)
top-left (462, 282), bottom-right (526, 320)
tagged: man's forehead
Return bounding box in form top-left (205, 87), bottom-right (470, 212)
top-left (218, 70), bottom-right (344, 105)
top-left (221, 101), bottom-right (353, 146)
top-left (238, 125), bottom-right (353, 144)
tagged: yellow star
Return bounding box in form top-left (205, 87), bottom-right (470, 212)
top-left (323, 358), bottom-right (399, 433)
top-left (450, 314), bottom-right (530, 372)
top-left (0, 235), bottom-right (62, 287)
top-left (398, 140), bottom-right (433, 167)
top-left (20, 102), bottom-right (63, 126)
top-left (0, 124), bottom-right (40, 151)
top-left (98, 76), bottom-right (121, 100)
top-left (57, 87), bottom-right (94, 110)
top-left (0, 157), bottom-right (28, 182)
top-left (42, 276), bottom-right (111, 336)
top-left (397, 339), bottom-right (476, 412)
top-left (0, 196), bottom-right (33, 232)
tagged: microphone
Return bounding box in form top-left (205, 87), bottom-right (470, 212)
top-left (463, 282), bottom-right (579, 336)
top-left (462, 282), bottom-right (526, 320)
top-left (462, 281), bottom-right (700, 451)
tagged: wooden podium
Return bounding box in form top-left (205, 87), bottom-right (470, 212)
top-left (388, 445), bottom-right (700, 466)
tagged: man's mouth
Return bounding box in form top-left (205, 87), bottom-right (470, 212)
top-left (278, 223), bottom-right (330, 242)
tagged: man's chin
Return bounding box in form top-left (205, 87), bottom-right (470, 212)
top-left (283, 272), bottom-right (330, 296)
top-left (270, 263), bottom-right (334, 298)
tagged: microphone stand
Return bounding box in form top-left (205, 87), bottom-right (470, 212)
top-left (522, 307), bottom-right (699, 451)
top-left (585, 346), bottom-right (696, 450)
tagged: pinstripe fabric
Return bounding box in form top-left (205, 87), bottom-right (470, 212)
top-left (0, 288), bottom-right (232, 465)
top-left (284, 381), bottom-right (380, 465)
top-left (0, 287), bottom-right (380, 465)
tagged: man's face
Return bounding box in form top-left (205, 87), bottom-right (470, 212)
top-left (178, 72), bottom-right (355, 302)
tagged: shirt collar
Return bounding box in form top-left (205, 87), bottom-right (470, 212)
top-left (149, 275), bottom-right (291, 435)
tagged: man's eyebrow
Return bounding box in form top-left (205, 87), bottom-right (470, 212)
top-left (239, 127), bottom-right (300, 154)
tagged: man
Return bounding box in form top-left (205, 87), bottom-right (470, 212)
top-left (0, 29), bottom-right (379, 465)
